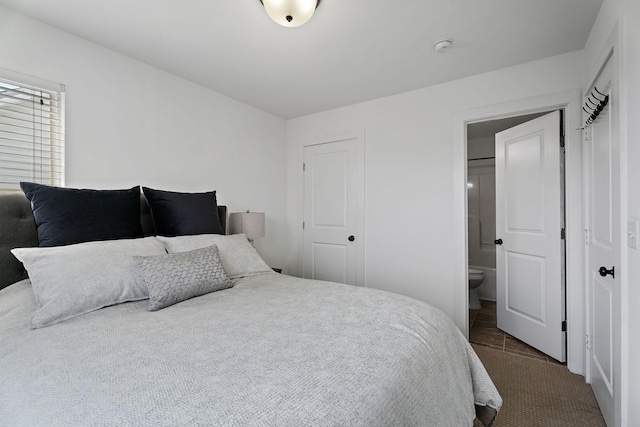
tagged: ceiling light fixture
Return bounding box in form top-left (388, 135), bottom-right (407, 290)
top-left (259, 0), bottom-right (320, 27)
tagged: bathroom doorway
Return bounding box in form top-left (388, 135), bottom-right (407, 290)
top-left (466, 110), bottom-right (566, 361)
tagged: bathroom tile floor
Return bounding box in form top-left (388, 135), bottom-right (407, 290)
top-left (469, 300), bottom-right (564, 364)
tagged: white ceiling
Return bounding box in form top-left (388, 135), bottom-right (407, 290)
top-left (0, 0), bottom-right (602, 119)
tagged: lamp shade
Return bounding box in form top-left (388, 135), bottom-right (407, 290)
top-left (261, 0), bottom-right (318, 27)
top-left (229, 211), bottom-right (265, 241)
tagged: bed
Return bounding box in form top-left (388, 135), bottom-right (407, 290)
top-left (0, 185), bottom-right (502, 426)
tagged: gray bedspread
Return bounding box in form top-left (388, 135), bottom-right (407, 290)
top-left (0, 272), bottom-right (501, 426)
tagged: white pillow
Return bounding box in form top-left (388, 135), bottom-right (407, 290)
top-left (157, 234), bottom-right (272, 279)
top-left (11, 237), bottom-right (167, 328)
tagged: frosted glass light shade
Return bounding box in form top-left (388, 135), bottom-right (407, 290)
top-left (229, 211), bottom-right (265, 241)
top-left (262, 0), bottom-right (318, 27)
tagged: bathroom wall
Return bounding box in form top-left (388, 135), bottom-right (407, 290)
top-left (467, 135), bottom-right (496, 300)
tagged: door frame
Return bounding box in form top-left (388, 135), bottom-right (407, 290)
top-left (296, 129), bottom-right (366, 286)
top-left (453, 90), bottom-right (585, 374)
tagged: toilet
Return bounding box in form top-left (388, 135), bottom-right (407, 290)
top-left (468, 268), bottom-right (484, 310)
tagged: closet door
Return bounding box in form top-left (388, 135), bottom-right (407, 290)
top-left (585, 54), bottom-right (619, 427)
top-left (301, 131), bottom-right (364, 287)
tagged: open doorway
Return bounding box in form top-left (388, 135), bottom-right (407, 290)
top-left (467, 110), bottom-right (568, 362)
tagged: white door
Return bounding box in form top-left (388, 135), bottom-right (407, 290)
top-left (303, 138), bottom-right (359, 285)
top-left (495, 110), bottom-right (566, 362)
top-left (585, 55), bottom-right (619, 427)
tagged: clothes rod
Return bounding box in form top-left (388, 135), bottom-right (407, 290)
top-left (468, 156), bottom-right (495, 161)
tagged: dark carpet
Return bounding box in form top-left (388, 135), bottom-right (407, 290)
top-left (472, 344), bottom-right (606, 427)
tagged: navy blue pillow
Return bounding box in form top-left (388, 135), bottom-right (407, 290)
top-left (142, 187), bottom-right (223, 237)
top-left (20, 182), bottom-right (144, 247)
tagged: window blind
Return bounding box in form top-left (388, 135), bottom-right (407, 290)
top-left (0, 76), bottom-right (65, 192)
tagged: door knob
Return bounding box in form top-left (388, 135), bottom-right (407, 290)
top-left (494, 238), bottom-right (503, 245)
top-left (599, 266), bottom-right (614, 278)
top-left (348, 235), bottom-right (355, 242)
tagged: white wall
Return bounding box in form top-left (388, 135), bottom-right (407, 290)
top-left (0, 6), bottom-right (288, 269)
top-left (287, 51), bottom-right (584, 325)
top-left (584, 0), bottom-right (640, 424)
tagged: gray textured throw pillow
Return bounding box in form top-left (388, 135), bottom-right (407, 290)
top-left (134, 244), bottom-right (233, 311)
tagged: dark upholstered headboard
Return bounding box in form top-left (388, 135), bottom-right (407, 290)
top-left (0, 192), bottom-right (227, 290)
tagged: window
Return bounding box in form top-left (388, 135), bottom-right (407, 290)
top-left (0, 74), bottom-right (65, 192)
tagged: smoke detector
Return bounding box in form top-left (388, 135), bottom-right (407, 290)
top-left (433, 39), bottom-right (453, 53)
